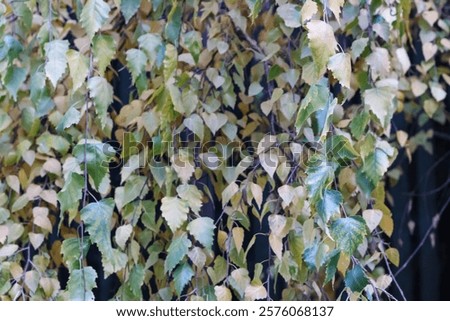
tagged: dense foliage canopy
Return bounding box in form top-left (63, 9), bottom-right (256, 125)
top-left (0, 0), bottom-right (448, 300)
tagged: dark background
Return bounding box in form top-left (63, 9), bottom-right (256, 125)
top-left (389, 107), bottom-right (450, 300)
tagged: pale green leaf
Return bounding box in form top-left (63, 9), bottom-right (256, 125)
top-left (316, 189), bottom-right (342, 223)
top-left (331, 216), bottom-right (367, 255)
top-left (56, 107), bottom-right (81, 133)
top-left (57, 172), bottom-right (84, 220)
top-left (164, 233), bottom-right (191, 273)
top-left (61, 237), bottom-right (91, 271)
top-left (295, 83), bottom-right (330, 133)
top-left (173, 262), bottom-right (194, 295)
top-left (161, 196), bottom-right (189, 231)
top-left (80, 0), bottom-right (111, 39)
top-left (73, 140), bottom-right (114, 191)
top-left (305, 160), bottom-right (334, 202)
top-left (4, 66), bottom-right (27, 101)
top-left (92, 35), bottom-right (116, 76)
top-left (138, 33), bottom-right (165, 68)
top-left (126, 48), bottom-right (147, 83)
top-left (364, 87), bottom-right (396, 129)
top-left (67, 267), bottom-right (97, 300)
top-left (277, 3), bottom-right (301, 28)
top-left (307, 21), bottom-right (337, 75)
top-left (328, 53), bottom-right (351, 88)
top-left (87, 76), bottom-right (113, 129)
top-left (164, 4), bottom-right (182, 46)
top-left (183, 114), bottom-right (204, 141)
top-left (351, 38), bottom-right (369, 61)
top-left (176, 184), bottom-right (203, 215)
top-left (44, 40), bottom-right (69, 87)
top-left (229, 268), bottom-right (251, 299)
top-left (80, 199), bottom-right (127, 276)
top-left (66, 49), bottom-right (89, 91)
top-left (121, 0), bottom-right (141, 23)
top-left (187, 217), bottom-right (215, 249)
top-left (0, 110), bottom-right (12, 133)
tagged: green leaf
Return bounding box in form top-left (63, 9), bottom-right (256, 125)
top-left (350, 110), bottom-right (370, 140)
top-left (44, 40), bottom-right (69, 88)
top-left (73, 140), bottom-right (114, 191)
top-left (207, 256), bottom-right (228, 285)
top-left (56, 107), bottom-right (81, 133)
top-left (67, 267), bottom-right (97, 300)
top-left (364, 87), bottom-right (396, 129)
top-left (326, 135), bottom-right (359, 164)
top-left (351, 38), bottom-right (369, 61)
top-left (4, 66), bottom-right (27, 101)
top-left (305, 160), bottom-right (334, 202)
top-left (245, 0), bottom-right (262, 23)
top-left (316, 189), bottom-right (342, 223)
top-left (138, 33), bottom-right (165, 69)
top-left (0, 109), bottom-right (13, 133)
top-left (173, 262), bottom-right (194, 295)
top-left (92, 35), bottom-right (116, 76)
top-left (187, 217), bottom-right (215, 249)
top-left (325, 250), bottom-right (340, 285)
top-left (328, 53), bottom-right (351, 88)
top-left (164, 233), bottom-right (191, 273)
top-left (80, 0), bottom-right (111, 39)
top-left (36, 132), bottom-right (70, 155)
top-left (161, 196), bottom-right (189, 231)
top-left (57, 172), bottom-right (84, 220)
top-left (229, 268), bottom-right (251, 299)
top-left (277, 3), bottom-right (301, 28)
top-left (307, 20), bottom-right (337, 75)
top-left (176, 184), bottom-right (203, 215)
top-left (331, 216), bottom-right (367, 255)
top-left (164, 4), bottom-right (182, 46)
top-left (345, 265), bottom-right (369, 293)
top-left (361, 142), bottom-right (394, 189)
top-left (66, 49), bottom-right (89, 91)
top-left (126, 48), bottom-right (147, 83)
top-left (80, 198), bottom-right (127, 276)
top-left (295, 83), bottom-right (330, 133)
top-left (122, 175), bottom-right (147, 208)
top-left (121, 0), bottom-right (141, 23)
top-left (61, 237), bottom-right (91, 271)
top-left (87, 76), bottom-right (113, 129)
top-left (125, 264), bottom-right (145, 299)
top-left (183, 114), bottom-right (204, 141)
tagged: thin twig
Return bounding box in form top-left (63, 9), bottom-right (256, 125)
top-left (395, 197), bottom-right (450, 277)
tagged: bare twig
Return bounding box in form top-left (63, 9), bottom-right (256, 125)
top-left (394, 197), bottom-right (450, 278)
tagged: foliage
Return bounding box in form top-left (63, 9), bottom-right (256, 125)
top-left (0, 0), bottom-right (448, 301)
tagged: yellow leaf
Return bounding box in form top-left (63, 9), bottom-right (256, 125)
top-left (232, 227), bottom-right (244, 253)
top-left (385, 248), bottom-right (400, 267)
top-left (379, 213), bottom-right (394, 237)
top-left (306, 20), bottom-right (337, 76)
top-left (244, 284), bottom-right (267, 301)
top-left (33, 207), bottom-right (53, 232)
top-left (396, 130), bottom-right (408, 147)
top-left (300, 0), bottom-right (317, 24)
top-left (269, 234), bottom-right (283, 260)
top-left (214, 285), bottom-right (232, 301)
